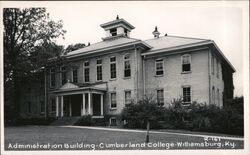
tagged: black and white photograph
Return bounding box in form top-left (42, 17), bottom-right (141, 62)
top-left (0, 1), bottom-right (249, 155)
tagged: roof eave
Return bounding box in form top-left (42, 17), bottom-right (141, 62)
top-left (66, 40), bottom-right (151, 59)
top-left (141, 40), bottom-right (213, 56)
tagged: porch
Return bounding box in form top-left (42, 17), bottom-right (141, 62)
top-left (52, 82), bottom-right (107, 118)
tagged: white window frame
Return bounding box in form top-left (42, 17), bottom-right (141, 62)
top-left (181, 54), bottom-right (191, 73)
top-left (110, 92), bottom-right (117, 109)
top-left (72, 68), bottom-right (78, 83)
top-left (156, 89), bottom-right (164, 105)
top-left (110, 56), bottom-right (116, 79)
top-left (182, 86), bottom-right (192, 105)
top-left (84, 61), bottom-right (90, 83)
top-left (155, 59), bottom-right (164, 76)
top-left (124, 53), bottom-right (131, 78)
top-left (96, 58), bottom-right (102, 81)
top-left (50, 68), bottom-right (56, 87)
top-left (124, 90), bottom-right (132, 106)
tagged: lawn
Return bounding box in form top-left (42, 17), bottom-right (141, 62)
top-left (4, 126), bottom-right (244, 150)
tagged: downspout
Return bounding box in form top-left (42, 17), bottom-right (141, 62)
top-left (134, 44), bottom-right (138, 103)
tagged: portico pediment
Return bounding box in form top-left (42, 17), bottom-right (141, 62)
top-left (59, 82), bottom-right (79, 90)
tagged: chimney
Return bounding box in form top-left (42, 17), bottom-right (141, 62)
top-left (152, 26), bottom-right (160, 38)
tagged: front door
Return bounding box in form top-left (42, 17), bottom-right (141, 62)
top-left (92, 94), bottom-right (101, 116)
top-left (71, 94), bottom-right (82, 116)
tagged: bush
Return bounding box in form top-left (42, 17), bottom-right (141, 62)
top-left (163, 98), bottom-right (244, 135)
top-left (121, 96), bottom-right (165, 129)
top-left (121, 96), bottom-right (243, 136)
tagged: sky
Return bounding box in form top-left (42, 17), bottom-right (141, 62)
top-left (1, 1), bottom-right (248, 96)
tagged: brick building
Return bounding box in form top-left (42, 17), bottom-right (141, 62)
top-left (20, 17), bottom-right (235, 125)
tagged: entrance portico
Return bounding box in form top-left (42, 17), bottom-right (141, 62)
top-left (53, 82), bottom-right (106, 118)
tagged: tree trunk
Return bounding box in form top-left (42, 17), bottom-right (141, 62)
top-left (146, 121), bottom-right (150, 143)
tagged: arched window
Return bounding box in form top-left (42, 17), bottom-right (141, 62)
top-left (181, 54), bottom-right (191, 72)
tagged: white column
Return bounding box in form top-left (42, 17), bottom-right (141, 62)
top-left (61, 96), bottom-right (64, 117)
top-left (101, 94), bottom-right (103, 116)
top-left (82, 93), bottom-right (85, 116)
top-left (69, 99), bottom-right (72, 117)
top-left (88, 93), bottom-right (91, 115)
top-left (56, 96), bottom-right (59, 117)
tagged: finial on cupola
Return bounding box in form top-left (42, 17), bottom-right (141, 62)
top-left (116, 15), bottom-right (119, 20)
top-left (152, 26), bottom-right (160, 38)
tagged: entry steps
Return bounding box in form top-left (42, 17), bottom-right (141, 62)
top-left (50, 117), bottom-right (81, 126)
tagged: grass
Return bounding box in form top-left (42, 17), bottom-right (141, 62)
top-left (4, 125), bottom-right (244, 150)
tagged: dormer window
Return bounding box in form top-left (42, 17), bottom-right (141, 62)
top-left (110, 28), bottom-right (117, 36)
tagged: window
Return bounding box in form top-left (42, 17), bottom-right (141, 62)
top-left (110, 117), bottom-right (117, 126)
top-left (84, 61), bottom-right (90, 83)
top-left (212, 86), bottom-right (215, 104)
top-left (61, 66), bottom-right (66, 85)
top-left (124, 54), bottom-right (131, 78)
top-left (40, 101), bottom-right (45, 113)
top-left (27, 102), bottom-right (31, 113)
top-left (181, 54), bottom-right (191, 72)
top-left (124, 29), bottom-right (128, 36)
top-left (183, 86), bottom-right (191, 104)
top-left (110, 57), bottom-right (116, 79)
top-left (51, 98), bottom-right (56, 112)
top-left (110, 92), bottom-right (117, 109)
top-left (217, 89), bottom-right (220, 106)
top-left (157, 89), bottom-right (164, 106)
top-left (110, 28), bottom-right (117, 36)
top-left (211, 55), bottom-right (215, 75)
top-left (72, 68), bottom-right (78, 83)
top-left (155, 59), bottom-right (164, 76)
top-left (50, 68), bottom-right (55, 87)
top-left (216, 59), bottom-right (219, 78)
top-left (96, 59), bottom-right (102, 81)
top-left (125, 90), bottom-right (132, 106)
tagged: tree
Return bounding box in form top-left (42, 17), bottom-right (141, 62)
top-left (3, 8), bottom-right (66, 121)
top-left (65, 43), bottom-right (86, 54)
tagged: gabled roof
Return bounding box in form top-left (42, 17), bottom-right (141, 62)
top-left (66, 36), bottom-right (151, 58)
top-left (143, 35), bottom-right (211, 53)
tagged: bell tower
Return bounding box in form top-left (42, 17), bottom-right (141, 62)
top-left (100, 15), bottom-right (135, 40)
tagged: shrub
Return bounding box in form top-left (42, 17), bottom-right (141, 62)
top-left (121, 96), bottom-right (166, 129)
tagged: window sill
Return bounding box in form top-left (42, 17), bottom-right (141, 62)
top-left (123, 77), bottom-right (131, 80)
top-left (110, 108), bottom-right (117, 110)
top-left (155, 74), bottom-right (164, 77)
top-left (109, 78), bottom-right (117, 81)
top-left (181, 71), bottom-right (192, 74)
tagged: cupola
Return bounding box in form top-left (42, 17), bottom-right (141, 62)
top-left (100, 15), bottom-right (135, 40)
